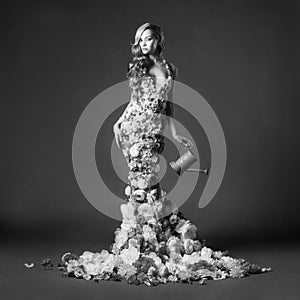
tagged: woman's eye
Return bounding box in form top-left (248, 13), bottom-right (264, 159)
top-left (140, 37), bottom-right (152, 43)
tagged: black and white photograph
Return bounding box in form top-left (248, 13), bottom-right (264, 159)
top-left (1, 1), bottom-right (299, 299)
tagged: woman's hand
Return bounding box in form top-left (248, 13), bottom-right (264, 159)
top-left (172, 134), bottom-right (193, 149)
top-left (113, 123), bottom-right (122, 148)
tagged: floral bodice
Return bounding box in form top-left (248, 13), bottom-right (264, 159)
top-left (120, 60), bottom-right (173, 144)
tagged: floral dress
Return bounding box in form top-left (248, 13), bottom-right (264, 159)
top-left (60, 59), bottom-right (271, 286)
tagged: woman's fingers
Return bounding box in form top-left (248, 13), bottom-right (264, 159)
top-left (113, 126), bottom-right (123, 148)
top-left (116, 133), bottom-right (122, 148)
top-left (182, 137), bottom-right (193, 148)
top-left (114, 133), bottom-right (120, 148)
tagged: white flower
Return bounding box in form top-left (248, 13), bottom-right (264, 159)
top-left (175, 219), bottom-right (188, 234)
top-left (138, 203), bottom-right (154, 221)
top-left (114, 228), bottom-right (128, 248)
top-left (128, 238), bottom-right (140, 249)
top-left (129, 144), bottom-right (140, 157)
top-left (130, 178), bottom-right (138, 188)
top-left (213, 250), bottom-right (224, 259)
top-left (124, 185), bottom-right (131, 196)
top-left (165, 261), bottom-right (178, 275)
top-left (219, 256), bottom-right (238, 269)
top-left (177, 269), bottom-right (191, 281)
top-left (94, 250), bottom-right (111, 262)
top-left (119, 246), bottom-right (140, 265)
top-left (74, 268), bottom-right (85, 278)
top-left (184, 239), bottom-right (194, 255)
top-left (84, 262), bottom-right (101, 276)
top-left (147, 217), bottom-right (157, 227)
top-left (79, 251), bottom-right (94, 262)
top-left (121, 218), bottom-right (136, 231)
top-left (181, 252), bottom-right (202, 265)
top-left (136, 177), bottom-right (148, 189)
top-left (158, 264), bottom-right (168, 277)
top-left (142, 224), bottom-right (157, 242)
top-left (117, 262), bottom-right (137, 278)
top-left (147, 266), bottom-right (156, 276)
top-left (200, 247), bottom-right (213, 261)
top-left (98, 253), bottom-right (116, 273)
top-left (146, 189), bottom-right (158, 203)
top-left (147, 252), bottom-right (162, 268)
top-left (76, 249), bottom-right (117, 276)
top-left (183, 224), bottom-right (198, 240)
top-left (66, 259), bottom-right (79, 273)
top-left (83, 274), bottom-right (92, 280)
top-left (167, 274), bottom-right (178, 282)
top-left (175, 220), bottom-right (198, 240)
top-left (167, 236), bottom-right (182, 257)
top-left (120, 202), bottom-right (136, 220)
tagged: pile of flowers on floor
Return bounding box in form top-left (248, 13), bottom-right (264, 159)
top-left (60, 200), bottom-right (271, 287)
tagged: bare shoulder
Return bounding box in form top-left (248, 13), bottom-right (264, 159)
top-left (149, 63), bottom-right (168, 79)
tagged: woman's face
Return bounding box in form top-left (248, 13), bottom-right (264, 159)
top-left (139, 29), bottom-right (157, 55)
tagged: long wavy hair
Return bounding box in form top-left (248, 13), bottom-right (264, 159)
top-left (126, 22), bottom-right (177, 80)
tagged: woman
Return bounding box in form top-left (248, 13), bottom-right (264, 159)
top-left (113, 23), bottom-right (192, 151)
top-left (61, 22), bottom-right (271, 286)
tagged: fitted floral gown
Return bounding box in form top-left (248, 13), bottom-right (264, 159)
top-left (60, 60), bottom-right (271, 286)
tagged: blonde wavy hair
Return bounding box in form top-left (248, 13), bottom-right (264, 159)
top-left (126, 22), bottom-right (177, 80)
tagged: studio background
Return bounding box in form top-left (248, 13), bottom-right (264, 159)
top-left (1, 1), bottom-right (299, 299)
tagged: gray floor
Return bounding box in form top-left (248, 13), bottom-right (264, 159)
top-left (1, 230), bottom-right (300, 300)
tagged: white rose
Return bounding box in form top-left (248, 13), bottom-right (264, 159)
top-left (182, 252), bottom-right (202, 265)
top-left (84, 262), bottom-right (101, 276)
top-left (129, 144), bottom-right (140, 157)
top-left (114, 228), bottom-right (128, 248)
top-left (124, 185), bottom-right (131, 196)
top-left (200, 247), bottom-right (213, 261)
top-left (120, 202), bottom-right (136, 220)
top-left (119, 247), bottom-right (140, 265)
top-left (121, 218), bottom-right (136, 231)
top-left (136, 177), bottom-right (148, 189)
top-left (80, 251), bottom-right (94, 262)
top-left (184, 239), bottom-right (194, 255)
top-left (142, 224), bottom-right (157, 242)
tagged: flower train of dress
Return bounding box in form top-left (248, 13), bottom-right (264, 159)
top-left (60, 201), bottom-right (272, 286)
top-left (60, 133), bottom-right (272, 287)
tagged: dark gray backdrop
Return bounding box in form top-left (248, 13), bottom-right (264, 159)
top-left (1, 1), bottom-right (299, 299)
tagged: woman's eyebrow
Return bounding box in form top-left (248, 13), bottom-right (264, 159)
top-left (140, 35), bottom-right (152, 41)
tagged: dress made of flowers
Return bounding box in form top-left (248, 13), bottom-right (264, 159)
top-left (60, 60), bottom-right (271, 286)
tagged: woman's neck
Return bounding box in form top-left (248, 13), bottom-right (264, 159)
top-left (148, 54), bottom-right (163, 65)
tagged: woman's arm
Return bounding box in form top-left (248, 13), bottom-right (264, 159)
top-left (166, 83), bottom-right (177, 138)
top-left (114, 110), bottom-right (126, 129)
top-left (114, 99), bottom-right (133, 129)
top-left (165, 82), bottom-right (194, 148)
